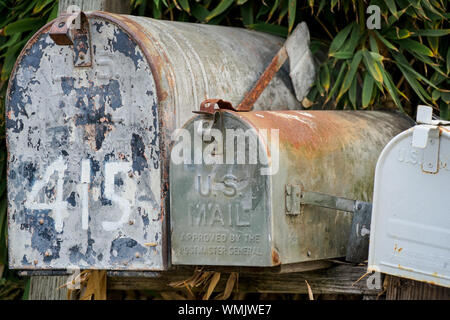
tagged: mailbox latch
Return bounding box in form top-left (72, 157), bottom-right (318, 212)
top-left (49, 10), bottom-right (92, 67)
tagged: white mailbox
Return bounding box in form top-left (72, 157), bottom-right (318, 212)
top-left (368, 106), bottom-right (450, 288)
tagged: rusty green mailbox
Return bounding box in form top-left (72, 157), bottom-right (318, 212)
top-left (170, 110), bottom-right (413, 267)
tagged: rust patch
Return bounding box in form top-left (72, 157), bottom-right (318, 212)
top-left (194, 99), bottom-right (235, 115)
top-left (272, 249), bottom-right (281, 266)
top-left (440, 126), bottom-right (450, 134)
top-left (234, 110), bottom-right (363, 159)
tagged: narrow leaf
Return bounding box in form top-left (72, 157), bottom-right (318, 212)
top-left (240, 1), bottom-right (254, 26)
top-left (362, 73), bottom-right (375, 108)
top-left (288, 0), bottom-right (296, 33)
top-left (191, 4), bottom-right (211, 21)
top-left (205, 0), bottom-right (234, 22)
top-left (329, 51), bottom-right (354, 59)
top-left (385, 27), bottom-right (412, 39)
top-left (385, 0), bottom-right (398, 18)
top-left (246, 23), bottom-right (288, 37)
top-left (412, 29), bottom-right (450, 37)
top-left (178, 0), bottom-right (190, 13)
top-left (3, 18), bottom-right (44, 35)
top-left (337, 50), bottom-right (363, 100)
top-left (349, 76), bottom-right (357, 109)
top-left (374, 31), bottom-right (399, 52)
top-left (379, 66), bottom-right (403, 111)
top-left (397, 39), bottom-right (434, 57)
top-left (397, 64), bottom-right (432, 104)
top-left (447, 46), bottom-right (450, 74)
top-left (329, 23), bottom-right (354, 55)
top-left (327, 63), bottom-right (346, 101)
top-left (362, 50), bottom-right (383, 83)
top-left (341, 23), bottom-right (360, 54)
top-left (440, 101), bottom-right (449, 120)
top-left (320, 63), bottom-right (330, 92)
top-left (267, 0), bottom-right (280, 22)
top-left (393, 53), bottom-right (439, 90)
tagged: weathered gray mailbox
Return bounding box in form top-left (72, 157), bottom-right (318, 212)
top-left (6, 11), bottom-right (304, 271)
top-left (170, 110), bottom-right (413, 267)
top-left (368, 106), bottom-right (450, 288)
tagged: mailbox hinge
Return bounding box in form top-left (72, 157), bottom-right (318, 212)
top-left (288, 186), bottom-right (372, 263)
top-left (49, 11), bottom-right (92, 67)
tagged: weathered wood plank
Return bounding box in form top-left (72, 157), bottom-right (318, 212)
top-left (59, 0), bottom-right (130, 15)
top-left (29, 276), bottom-right (69, 300)
top-left (108, 265), bottom-right (380, 295)
top-left (385, 275), bottom-right (450, 300)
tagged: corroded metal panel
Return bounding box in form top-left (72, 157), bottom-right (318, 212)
top-left (170, 110), bottom-right (414, 267)
top-left (7, 18), bottom-right (163, 270)
top-left (170, 115), bottom-right (273, 266)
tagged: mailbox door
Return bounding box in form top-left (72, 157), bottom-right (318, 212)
top-left (369, 129), bottom-right (450, 287)
top-left (7, 18), bottom-right (165, 270)
top-left (170, 114), bottom-right (274, 266)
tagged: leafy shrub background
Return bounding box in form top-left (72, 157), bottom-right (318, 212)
top-left (0, 0), bottom-right (448, 299)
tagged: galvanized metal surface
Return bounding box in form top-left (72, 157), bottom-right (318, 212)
top-left (369, 106), bottom-right (450, 288)
top-left (170, 110), bottom-right (414, 267)
top-left (6, 12), bottom-right (301, 271)
top-left (299, 190), bottom-right (356, 213)
top-left (297, 189), bottom-right (372, 263)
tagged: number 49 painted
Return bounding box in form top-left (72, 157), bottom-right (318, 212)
top-left (25, 156), bottom-right (133, 233)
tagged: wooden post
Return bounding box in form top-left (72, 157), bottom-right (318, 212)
top-left (385, 275), bottom-right (450, 300)
top-left (58, 0), bottom-right (130, 15)
top-left (27, 0), bottom-right (130, 300)
top-left (29, 276), bottom-right (70, 300)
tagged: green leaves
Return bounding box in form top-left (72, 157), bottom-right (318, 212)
top-left (397, 38), bottom-right (435, 57)
top-left (205, 0), bottom-right (234, 22)
top-left (384, 0), bottom-right (398, 19)
top-left (362, 50), bottom-right (383, 83)
top-left (329, 23), bottom-right (354, 56)
top-left (287, 0), bottom-right (296, 33)
top-left (1, 18), bottom-right (45, 35)
top-left (412, 29), bottom-right (450, 37)
top-left (177, 0), bottom-right (191, 14)
top-left (241, 0), bottom-right (254, 26)
top-left (246, 23), bottom-right (288, 37)
top-left (380, 65), bottom-right (403, 110)
top-left (362, 72), bottom-right (375, 108)
top-left (337, 50), bottom-right (363, 101)
top-left (320, 63), bottom-right (330, 92)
